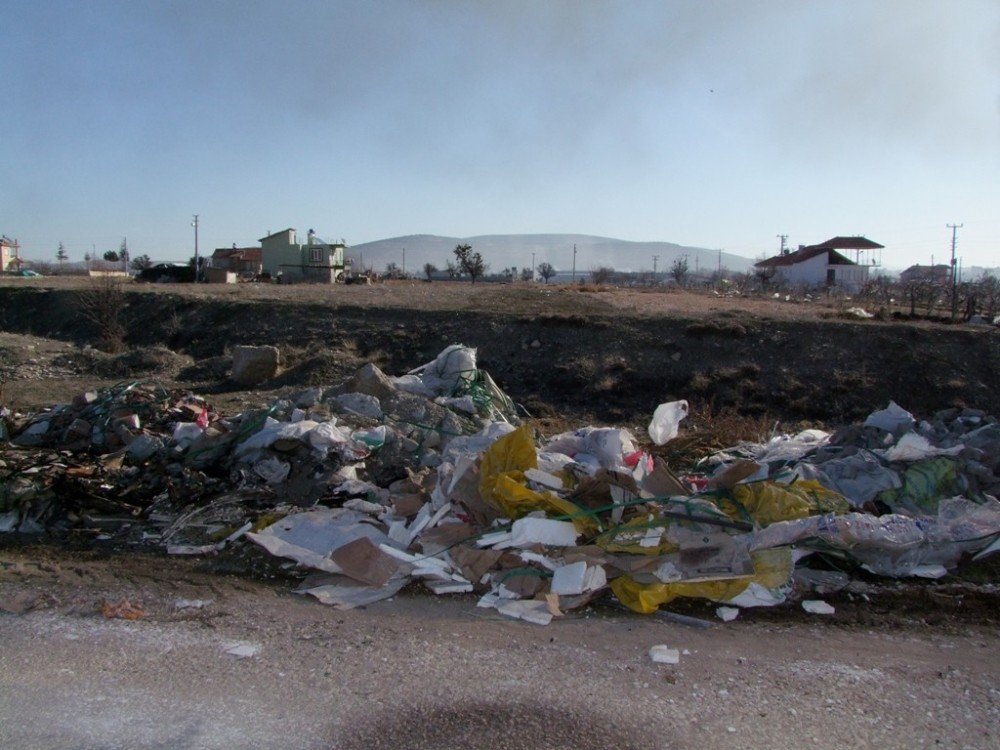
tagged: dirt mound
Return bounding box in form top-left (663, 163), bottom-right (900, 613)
top-left (54, 346), bottom-right (193, 379)
top-left (2, 283), bottom-right (999, 427)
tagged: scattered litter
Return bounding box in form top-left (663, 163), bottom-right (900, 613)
top-left (174, 598), bottom-right (213, 610)
top-left (648, 645), bottom-right (681, 664)
top-left (1, 348), bottom-right (999, 627)
top-left (716, 606), bottom-right (740, 622)
top-left (101, 598), bottom-right (145, 620)
top-left (222, 642), bottom-right (260, 658)
top-left (802, 600), bottom-right (836, 615)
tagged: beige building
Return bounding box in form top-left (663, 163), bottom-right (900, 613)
top-left (259, 228), bottom-right (347, 283)
top-left (1, 236), bottom-right (21, 273)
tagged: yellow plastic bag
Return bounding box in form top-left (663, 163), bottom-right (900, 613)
top-left (595, 514), bottom-right (678, 556)
top-left (720, 480), bottom-right (850, 526)
top-left (492, 474), bottom-right (598, 534)
top-left (479, 426), bottom-right (597, 534)
top-left (479, 425), bottom-right (537, 503)
top-left (611, 547), bottom-right (793, 614)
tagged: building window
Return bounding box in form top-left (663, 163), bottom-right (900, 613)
top-left (311, 248), bottom-right (323, 263)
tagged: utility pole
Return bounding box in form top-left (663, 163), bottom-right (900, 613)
top-left (947, 223), bottom-right (962, 319)
top-left (402, 247), bottom-right (406, 276)
top-left (777, 234), bottom-right (788, 255)
top-left (571, 244), bottom-right (577, 284)
top-left (531, 251), bottom-right (536, 281)
top-left (717, 249), bottom-right (722, 276)
top-left (192, 214), bottom-right (200, 282)
top-left (652, 255), bottom-right (659, 280)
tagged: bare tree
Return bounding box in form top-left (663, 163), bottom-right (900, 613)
top-left (536, 262), bottom-right (556, 283)
top-left (78, 275), bottom-right (127, 352)
top-left (670, 257), bottom-right (689, 286)
top-left (973, 273), bottom-right (1000, 321)
top-left (130, 254), bottom-right (153, 271)
top-left (445, 260), bottom-right (463, 280)
top-left (454, 244), bottom-right (487, 283)
top-left (590, 266), bottom-right (615, 284)
top-left (520, 266), bottom-right (534, 282)
top-left (56, 242), bottom-right (68, 266)
top-left (423, 262), bottom-right (437, 281)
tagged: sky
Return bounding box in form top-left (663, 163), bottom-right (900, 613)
top-left (2, 0), bottom-right (998, 270)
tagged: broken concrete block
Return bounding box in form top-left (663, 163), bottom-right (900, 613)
top-left (127, 434), bottom-right (163, 461)
top-left (64, 418), bottom-right (92, 440)
top-left (73, 391), bottom-right (99, 408)
top-left (113, 413), bottom-right (142, 431)
top-left (231, 345), bottom-right (280, 386)
top-left (335, 392), bottom-right (383, 420)
top-left (342, 362), bottom-right (398, 402)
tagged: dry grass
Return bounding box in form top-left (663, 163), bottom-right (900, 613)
top-left (650, 402), bottom-right (778, 470)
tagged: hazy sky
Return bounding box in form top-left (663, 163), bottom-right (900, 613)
top-left (2, 0), bottom-right (998, 269)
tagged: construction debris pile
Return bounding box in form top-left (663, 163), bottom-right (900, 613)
top-left (2, 346), bottom-right (999, 624)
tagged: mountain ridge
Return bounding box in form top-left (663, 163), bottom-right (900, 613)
top-left (345, 233), bottom-right (754, 276)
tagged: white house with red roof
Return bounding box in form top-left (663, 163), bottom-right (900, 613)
top-left (754, 236), bottom-right (883, 292)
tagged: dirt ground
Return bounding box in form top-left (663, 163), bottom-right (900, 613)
top-left (2, 277), bottom-right (999, 432)
top-left (2, 278), bottom-right (999, 748)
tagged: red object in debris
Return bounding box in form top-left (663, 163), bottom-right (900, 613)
top-left (196, 408), bottom-right (209, 428)
top-left (684, 476), bottom-right (710, 492)
top-left (623, 450), bottom-right (643, 468)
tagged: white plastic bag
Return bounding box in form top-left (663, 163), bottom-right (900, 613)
top-left (648, 400), bottom-right (689, 445)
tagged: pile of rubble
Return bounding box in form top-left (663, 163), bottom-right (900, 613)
top-left (2, 345), bottom-right (998, 624)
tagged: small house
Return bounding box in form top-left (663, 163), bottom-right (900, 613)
top-left (210, 246), bottom-right (263, 276)
top-left (899, 264), bottom-right (951, 286)
top-left (1, 236), bottom-right (21, 273)
top-left (755, 236), bottom-right (883, 292)
top-left (259, 228), bottom-right (347, 283)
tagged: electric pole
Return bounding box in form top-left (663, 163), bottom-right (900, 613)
top-left (652, 255), bottom-right (659, 280)
top-left (777, 234), bottom-right (788, 255)
top-left (192, 214), bottom-right (200, 282)
top-left (531, 251), bottom-right (536, 281)
top-left (947, 223), bottom-right (962, 319)
top-left (571, 244), bottom-right (577, 283)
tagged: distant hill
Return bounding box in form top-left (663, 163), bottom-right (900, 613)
top-left (346, 234), bottom-right (754, 277)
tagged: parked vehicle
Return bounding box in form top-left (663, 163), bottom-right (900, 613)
top-left (135, 264), bottom-right (195, 283)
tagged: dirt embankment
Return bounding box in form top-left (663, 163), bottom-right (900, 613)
top-left (1, 282), bottom-right (998, 427)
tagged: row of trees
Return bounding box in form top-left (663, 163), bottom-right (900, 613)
top-left (855, 272), bottom-right (1000, 321)
top-left (394, 245), bottom-right (562, 284)
top-left (46, 239), bottom-right (153, 273)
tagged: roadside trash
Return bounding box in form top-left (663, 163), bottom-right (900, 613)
top-left (2, 346), bottom-right (998, 625)
top-left (648, 400), bottom-right (689, 445)
top-left (101, 598), bottom-right (145, 620)
top-left (716, 606), bottom-right (740, 622)
top-left (222, 642), bottom-right (260, 658)
top-left (174, 598), bottom-right (213, 610)
top-left (648, 645), bottom-right (681, 664)
top-left (802, 600), bottom-right (836, 615)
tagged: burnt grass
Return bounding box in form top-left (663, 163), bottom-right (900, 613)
top-left (1, 284), bottom-right (999, 429)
